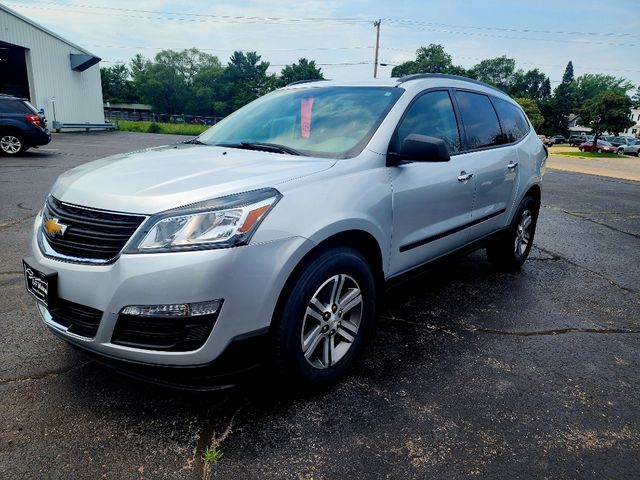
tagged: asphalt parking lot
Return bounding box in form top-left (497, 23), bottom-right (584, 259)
top-left (1, 132), bottom-right (639, 479)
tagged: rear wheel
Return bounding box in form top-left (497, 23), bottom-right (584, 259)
top-left (617, 148), bottom-right (625, 156)
top-left (272, 247), bottom-right (375, 387)
top-left (487, 196), bottom-right (540, 272)
top-left (0, 132), bottom-right (27, 155)
top-left (579, 147), bottom-right (584, 152)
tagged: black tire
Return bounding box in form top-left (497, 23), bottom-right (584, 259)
top-left (272, 247), bottom-right (376, 387)
top-left (0, 131), bottom-right (28, 156)
top-left (486, 196), bottom-right (540, 272)
top-left (579, 147), bottom-right (584, 152)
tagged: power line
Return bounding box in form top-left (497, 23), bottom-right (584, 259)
top-left (382, 18), bottom-right (640, 39)
top-left (8, 0), bottom-right (640, 41)
top-left (383, 24), bottom-right (639, 48)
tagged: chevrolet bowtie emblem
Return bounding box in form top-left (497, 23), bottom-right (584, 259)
top-left (44, 217), bottom-right (68, 237)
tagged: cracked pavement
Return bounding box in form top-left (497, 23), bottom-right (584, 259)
top-left (0, 133), bottom-right (638, 479)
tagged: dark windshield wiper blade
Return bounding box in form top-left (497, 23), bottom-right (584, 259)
top-left (217, 141), bottom-right (300, 155)
top-left (184, 138), bottom-right (207, 145)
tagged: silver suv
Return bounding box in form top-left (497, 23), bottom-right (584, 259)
top-left (23, 74), bottom-right (546, 388)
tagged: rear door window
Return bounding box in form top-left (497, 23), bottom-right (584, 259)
top-left (493, 97), bottom-right (530, 143)
top-left (395, 90), bottom-right (461, 154)
top-left (454, 91), bottom-right (503, 150)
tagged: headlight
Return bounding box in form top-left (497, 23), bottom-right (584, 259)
top-left (125, 188), bottom-right (281, 253)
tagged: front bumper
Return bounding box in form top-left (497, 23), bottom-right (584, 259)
top-left (29, 224), bottom-right (313, 367)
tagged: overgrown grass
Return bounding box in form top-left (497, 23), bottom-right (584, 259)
top-left (202, 446), bottom-right (223, 464)
top-left (553, 151), bottom-right (621, 159)
top-left (114, 120), bottom-right (209, 136)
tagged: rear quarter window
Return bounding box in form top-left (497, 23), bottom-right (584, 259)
top-left (493, 97), bottom-right (530, 143)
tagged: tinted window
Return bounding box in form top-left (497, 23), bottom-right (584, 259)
top-left (493, 97), bottom-right (529, 143)
top-left (0, 99), bottom-right (31, 114)
top-left (396, 90), bottom-right (461, 153)
top-left (455, 91), bottom-right (503, 149)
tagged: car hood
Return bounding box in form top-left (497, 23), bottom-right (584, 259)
top-left (51, 144), bottom-right (336, 214)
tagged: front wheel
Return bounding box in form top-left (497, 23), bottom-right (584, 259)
top-left (487, 196), bottom-right (540, 272)
top-left (272, 247), bottom-right (376, 387)
top-left (0, 132), bottom-right (27, 155)
top-left (617, 149), bottom-right (625, 156)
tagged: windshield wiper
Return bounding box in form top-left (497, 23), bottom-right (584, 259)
top-left (217, 142), bottom-right (301, 156)
top-left (184, 138), bottom-right (207, 145)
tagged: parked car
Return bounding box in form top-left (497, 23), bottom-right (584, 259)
top-left (551, 135), bottom-right (566, 144)
top-left (23, 75), bottom-right (546, 388)
top-left (613, 138), bottom-right (640, 156)
top-left (0, 94), bottom-right (51, 155)
top-left (578, 139), bottom-right (618, 153)
top-left (568, 134), bottom-right (588, 146)
top-left (537, 134), bottom-right (554, 147)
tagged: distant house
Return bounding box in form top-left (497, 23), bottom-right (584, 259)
top-left (567, 114), bottom-right (591, 134)
top-left (622, 109), bottom-right (640, 137)
top-left (568, 109), bottom-right (640, 138)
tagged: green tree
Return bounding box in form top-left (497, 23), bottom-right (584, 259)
top-left (580, 90), bottom-right (634, 149)
top-left (100, 64), bottom-right (137, 103)
top-left (573, 73), bottom-right (634, 109)
top-left (540, 77), bottom-right (552, 99)
top-left (214, 51), bottom-right (278, 115)
top-left (509, 68), bottom-right (547, 100)
top-left (279, 58), bottom-right (324, 87)
top-left (468, 56), bottom-right (515, 91)
top-left (562, 61), bottom-right (574, 84)
top-left (391, 44), bottom-right (466, 77)
top-left (543, 61), bottom-right (576, 135)
top-left (154, 48), bottom-right (221, 85)
top-left (192, 64), bottom-right (225, 115)
top-left (514, 97), bottom-right (544, 130)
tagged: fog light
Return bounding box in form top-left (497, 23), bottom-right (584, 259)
top-left (121, 299), bottom-right (222, 318)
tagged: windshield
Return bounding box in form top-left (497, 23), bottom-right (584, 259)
top-left (197, 86), bottom-right (403, 159)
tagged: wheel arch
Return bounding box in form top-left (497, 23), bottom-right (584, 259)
top-left (270, 229), bottom-right (385, 333)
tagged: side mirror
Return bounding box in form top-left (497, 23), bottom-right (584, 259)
top-left (388, 134), bottom-right (451, 165)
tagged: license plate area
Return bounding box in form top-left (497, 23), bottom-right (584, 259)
top-left (23, 257), bottom-right (57, 308)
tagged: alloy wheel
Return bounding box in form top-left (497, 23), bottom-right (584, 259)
top-left (0, 135), bottom-right (21, 154)
top-left (514, 209), bottom-right (533, 257)
top-left (301, 274), bottom-right (363, 369)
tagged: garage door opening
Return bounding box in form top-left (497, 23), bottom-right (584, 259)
top-left (0, 41), bottom-right (30, 99)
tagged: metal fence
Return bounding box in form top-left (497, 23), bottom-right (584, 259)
top-left (104, 108), bottom-right (224, 125)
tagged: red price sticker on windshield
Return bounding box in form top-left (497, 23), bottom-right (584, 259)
top-left (301, 97), bottom-right (314, 138)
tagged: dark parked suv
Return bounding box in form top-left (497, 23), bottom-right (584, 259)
top-left (0, 95), bottom-right (51, 155)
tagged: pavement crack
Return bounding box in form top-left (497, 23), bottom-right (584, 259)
top-left (536, 246), bottom-right (637, 294)
top-left (470, 327), bottom-right (640, 336)
top-left (545, 205), bottom-right (640, 239)
top-left (196, 399), bottom-right (247, 480)
top-left (0, 213), bottom-right (37, 231)
top-left (0, 271), bottom-right (22, 277)
top-left (0, 361), bottom-right (91, 386)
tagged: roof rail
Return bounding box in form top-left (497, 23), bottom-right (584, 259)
top-left (285, 79), bottom-right (329, 87)
top-left (396, 73), bottom-right (506, 95)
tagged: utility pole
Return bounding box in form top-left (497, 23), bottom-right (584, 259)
top-left (373, 19), bottom-right (381, 78)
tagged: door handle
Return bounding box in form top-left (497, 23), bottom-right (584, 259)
top-left (457, 171), bottom-right (473, 182)
top-left (507, 161), bottom-right (519, 170)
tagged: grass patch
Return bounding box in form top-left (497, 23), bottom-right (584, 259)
top-left (202, 446), bottom-right (223, 464)
top-left (553, 151), bottom-right (621, 159)
top-left (114, 120), bottom-right (209, 136)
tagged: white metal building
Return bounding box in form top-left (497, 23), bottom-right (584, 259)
top-left (0, 4), bottom-right (105, 127)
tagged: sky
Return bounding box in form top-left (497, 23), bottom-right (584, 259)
top-left (4, 0), bottom-right (640, 88)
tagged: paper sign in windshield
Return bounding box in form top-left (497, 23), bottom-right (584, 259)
top-left (301, 97), bottom-right (314, 138)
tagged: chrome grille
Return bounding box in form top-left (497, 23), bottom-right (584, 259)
top-left (42, 196), bottom-right (146, 262)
